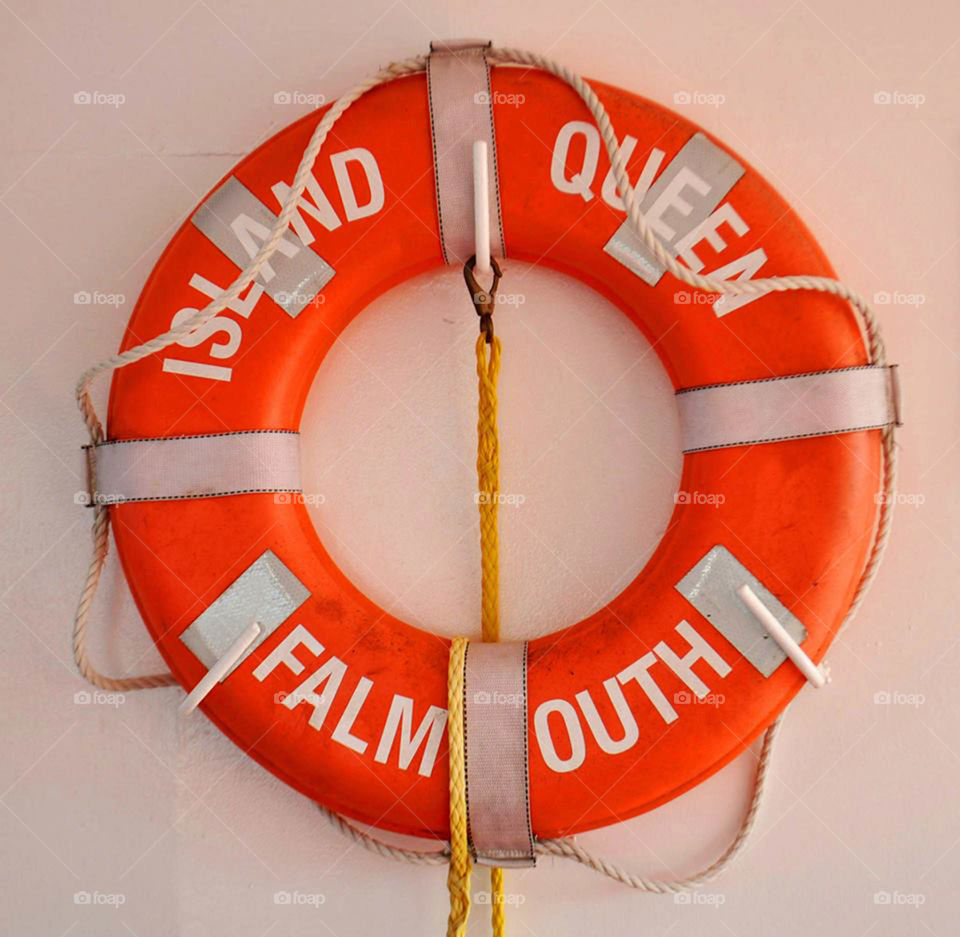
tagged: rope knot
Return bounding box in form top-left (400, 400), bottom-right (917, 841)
top-left (463, 255), bottom-right (502, 343)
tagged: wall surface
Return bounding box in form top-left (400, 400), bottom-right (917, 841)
top-left (1, 1), bottom-right (958, 935)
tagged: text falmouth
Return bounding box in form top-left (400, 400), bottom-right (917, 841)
top-left (255, 620), bottom-right (731, 778)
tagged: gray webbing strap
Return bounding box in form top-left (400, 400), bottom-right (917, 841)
top-left (88, 430), bottom-right (301, 504)
top-left (463, 641), bottom-right (536, 868)
top-left (677, 365), bottom-right (900, 453)
top-left (426, 39), bottom-right (505, 265)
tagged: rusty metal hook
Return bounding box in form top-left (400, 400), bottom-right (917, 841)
top-left (463, 254), bottom-right (502, 343)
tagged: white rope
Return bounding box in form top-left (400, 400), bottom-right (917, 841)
top-left (488, 49), bottom-right (887, 365)
top-left (317, 716), bottom-right (781, 892)
top-left (71, 55), bottom-right (427, 691)
top-left (71, 47), bottom-right (898, 889)
top-left (487, 48), bottom-right (898, 632)
top-left (319, 805), bottom-right (450, 866)
top-left (536, 716), bottom-right (780, 892)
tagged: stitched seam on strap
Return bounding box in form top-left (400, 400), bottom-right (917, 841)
top-left (521, 641), bottom-right (535, 854)
top-left (93, 429), bottom-right (299, 447)
top-left (462, 641), bottom-right (472, 851)
top-left (683, 422), bottom-right (890, 453)
top-left (99, 487), bottom-right (302, 504)
top-left (675, 364), bottom-right (886, 395)
top-left (483, 51), bottom-right (506, 258)
top-left (425, 52), bottom-right (447, 265)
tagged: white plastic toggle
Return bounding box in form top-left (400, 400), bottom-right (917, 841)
top-left (178, 621), bottom-right (262, 716)
top-left (736, 585), bottom-right (826, 688)
top-left (473, 139), bottom-right (491, 275)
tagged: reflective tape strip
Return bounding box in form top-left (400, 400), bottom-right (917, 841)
top-left (464, 641), bottom-right (535, 867)
top-left (426, 39), bottom-right (505, 265)
top-left (91, 431), bottom-right (301, 504)
top-left (677, 365), bottom-right (899, 453)
top-left (676, 545), bottom-right (807, 677)
top-left (191, 176), bottom-right (335, 317)
top-left (604, 133), bottom-right (745, 285)
top-left (180, 550), bottom-right (310, 674)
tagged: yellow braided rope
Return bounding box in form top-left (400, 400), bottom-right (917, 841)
top-left (476, 334), bottom-right (503, 645)
top-left (446, 636), bottom-right (471, 937)
top-left (490, 865), bottom-right (506, 937)
top-left (476, 334), bottom-right (506, 937)
top-left (446, 332), bottom-right (507, 937)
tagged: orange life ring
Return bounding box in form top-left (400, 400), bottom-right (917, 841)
top-left (105, 65), bottom-right (888, 841)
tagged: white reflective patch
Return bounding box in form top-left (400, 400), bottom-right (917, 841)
top-left (191, 176), bottom-right (335, 317)
top-left (180, 550), bottom-right (310, 673)
top-left (675, 545), bottom-right (807, 677)
top-left (603, 133), bottom-right (745, 285)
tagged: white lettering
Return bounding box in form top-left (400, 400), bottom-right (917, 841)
top-left (617, 652), bottom-right (678, 725)
top-left (285, 656), bottom-right (347, 730)
top-left (169, 307), bottom-right (241, 359)
top-left (645, 167), bottom-right (711, 242)
top-left (189, 273), bottom-right (264, 318)
top-left (654, 620), bottom-right (731, 698)
top-left (534, 699), bottom-right (586, 773)
top-left (253, 624), bottom-right (323, 681)
top-left (575, 678), bottom-right (639, 754)
top-left (710, 248), bottom-right (769, 316)
top-left (601, 139), bottom-right (666, 210)
top-left (230, 213), bottom-right (302, 282)
top-left (675, 202), bottom-right (749, 273)
top-left (332, 677), bottom-right (373, 754)
top-left (271, 176), bottom-right (342, 244)
top-left (331, 148), bottom-right (384, 222)
top-left (550, 121), bottom-right (599, 201)
top-left (374, 695), bottom-right (447, 777)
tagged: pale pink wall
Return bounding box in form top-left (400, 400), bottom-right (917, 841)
top-left (1, 1), bottom-right (957, 935)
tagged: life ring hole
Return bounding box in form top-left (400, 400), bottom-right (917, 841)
top-left (300, 261), bottom-right (683, 639)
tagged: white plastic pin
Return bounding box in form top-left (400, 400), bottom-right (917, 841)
top-left (737, 584), bottom-right (826, 688)
top-left (473, 139), bottom-right (491, 276)
top-left (178, 621), bottom-right (262, 716)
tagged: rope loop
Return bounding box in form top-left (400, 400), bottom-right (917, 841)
top-left (464, 254), bottom-right (503, 344)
